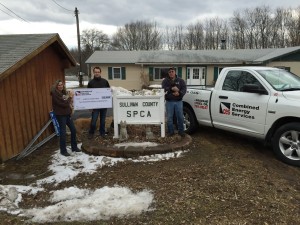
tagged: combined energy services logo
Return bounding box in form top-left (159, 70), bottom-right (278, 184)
top-left (220, 102), bottom-right (231, 115)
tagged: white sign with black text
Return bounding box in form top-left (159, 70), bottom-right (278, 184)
top-left (113, 89), bottom-right (165, 138)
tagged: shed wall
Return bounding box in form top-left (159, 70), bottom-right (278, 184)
top-left (0, 46), bottom-right (66, 161)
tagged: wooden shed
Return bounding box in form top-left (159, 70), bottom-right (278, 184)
top-left (0, 33), bottom-right (76, 162)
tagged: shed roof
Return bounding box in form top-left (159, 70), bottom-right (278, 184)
top-left (0, 33), bottom-right (76, 81)
top-left (86, 46), bottom-right (300, 65)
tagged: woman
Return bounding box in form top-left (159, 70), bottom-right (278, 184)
top-left (50, 80), bottom-right (80, 156)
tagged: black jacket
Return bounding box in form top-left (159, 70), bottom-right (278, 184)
top-left (87, 77), bottom-right (110, 88)
top-left (162, 76), bottom-right (187, 101)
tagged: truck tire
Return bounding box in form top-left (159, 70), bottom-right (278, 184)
top-left (183, 105), bottom-right (198, 134)
top-left (272, 122), bottom-right (300, 167)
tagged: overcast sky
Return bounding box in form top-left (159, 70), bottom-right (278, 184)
top-left (0, 0), bottom-right (299, 48)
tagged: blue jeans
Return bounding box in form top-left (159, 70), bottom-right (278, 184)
top-left (165, 100), bottom-right (184, 134)
top-left (56, 115), bottom-right (77, 154)
top-left (89, 108), bottom-right (107, 136)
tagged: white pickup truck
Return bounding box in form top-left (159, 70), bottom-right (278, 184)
top-left (182, 66), bottom-right (300, 166)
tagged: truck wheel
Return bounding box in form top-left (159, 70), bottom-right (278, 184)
top-left (183, 105), bottom-right (198, 134)
top-left (272, 122), bottom-right (300, 167)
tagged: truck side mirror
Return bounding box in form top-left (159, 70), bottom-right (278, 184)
top-left (242, 84), bottom-right (268, 95)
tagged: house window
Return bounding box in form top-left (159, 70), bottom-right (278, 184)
top-left (202, 68), bottom-right (206, 79)
top-left (154, 67), bottom-right (173, 80)
top-left (214, 67), bottom-right (224, 81)
top-left (113, 67), bottom-right (121, 79)
top-left (193, 68), bottom-right (200, 79)
top-left (108, 67), bottom-right (126, 80)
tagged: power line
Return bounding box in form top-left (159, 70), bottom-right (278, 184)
top-left (0, 2), bottom-right (29, 23)
top-left (0, 7), bottom-right (12, 17)
top-left (51, 0), bottom-right (73, 12)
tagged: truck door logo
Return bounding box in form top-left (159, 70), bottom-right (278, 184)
top-left (220, 102), bottom-right (231, 115)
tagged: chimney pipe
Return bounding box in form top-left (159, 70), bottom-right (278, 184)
top-left (221, 39), bottom-right (226, 50)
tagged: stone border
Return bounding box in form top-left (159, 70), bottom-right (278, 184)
top-left (82, 135), bottom-right (192, 158)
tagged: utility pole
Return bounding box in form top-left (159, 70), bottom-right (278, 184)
top-left (75, 7), bottom-right (83, 87)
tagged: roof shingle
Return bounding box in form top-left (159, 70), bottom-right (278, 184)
top-left (0, 33), bottom-right (76, 78)
top-left (86, 47), bottom-right (300, 65)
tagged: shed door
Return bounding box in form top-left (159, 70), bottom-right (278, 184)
top-left (187, 67), bottom-right (206, 85)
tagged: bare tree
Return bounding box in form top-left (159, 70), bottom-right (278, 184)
top-left (204, 19), bottom-right (215, 49)
top-left (236, 6), bottom-right (273, 49)
top-left (140, 22), bottom-right (162, 50)
top-left (175, 25), bottom-right (185, 50)
top-left (164, 26), bottom-right (173, 50)
top-left (230, 11), bottom-right (248, 49)
top-left (268, 8), bottom-right (289, 48)
top-left (254, 6), bottom-right (273, 48)
top-left (219, 20), bottom-right (230, 49)
top-left (242, 8), bottom-right (257, 49)
top-left (204, 17), bottom-right (228, 50)
top-left (185, 22), bottom-right (205, 50)
top-left (81, 28), bottom-right (110, 51)
top-left (285, 6), bottom-right (300, 46)
top-left (78, 5), bottom-right (300, 54)
top-left (62, 28), bottom-right (110, 77)
top-left (231, 5), bottom-right (300, 49)
top-left (111, 20), bottom-right (162, 50)
top-left (163, 25), bottom-right (186, 50)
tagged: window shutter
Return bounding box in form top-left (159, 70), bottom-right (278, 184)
top-left (149, 67), bottom-right (153, 81)
top-left (108, 67), bottom-right (112, 80)
top-left (177, 67), bottom-right (182, 78)
top-left (121, 67), bottom-right (126, 80)
top-left (214, 67), bottom-right (218, 81)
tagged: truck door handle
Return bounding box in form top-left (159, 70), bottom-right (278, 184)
top-left (219, 96), bottom-right (228, 99)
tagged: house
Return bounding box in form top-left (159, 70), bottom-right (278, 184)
top-left (85, 47), bottom-right (300, 90)
top-left (0, 33), bottom-right (76, 162)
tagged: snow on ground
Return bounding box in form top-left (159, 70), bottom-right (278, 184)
top-left (1, 142), bottom-right (188, 223)
top-left (21, 186), bottom-right (154, 223)
top-left (0, 80), bottom-right (182, 222)
top-left (65, 80), bottom-right (88, 88)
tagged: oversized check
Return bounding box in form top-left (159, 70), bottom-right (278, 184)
top-left (73, 88), bottom-right (112, 110)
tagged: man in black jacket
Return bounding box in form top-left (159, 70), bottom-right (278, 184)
top-left (162, 67), bottom-right (187, 137)
top-left (88, 66), bottom-right (110, 139)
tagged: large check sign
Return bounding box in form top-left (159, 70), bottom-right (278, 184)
top-left (73, 88), bottom-right (112, 110)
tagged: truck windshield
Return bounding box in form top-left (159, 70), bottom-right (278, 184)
top-left (256, 69), bottom-right (300, 91)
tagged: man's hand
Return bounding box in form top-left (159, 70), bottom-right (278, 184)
top-left (172, 91), bottom-right (180, 96)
